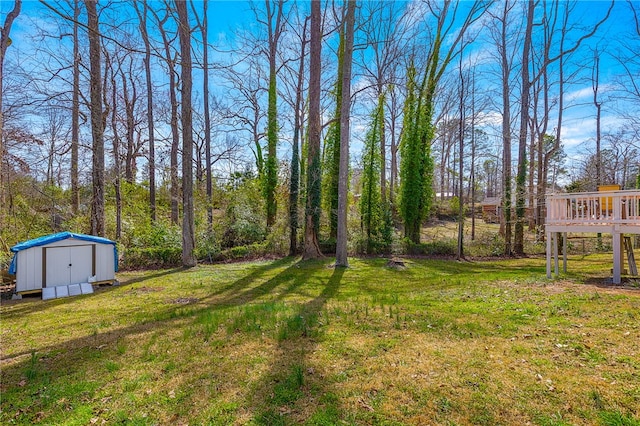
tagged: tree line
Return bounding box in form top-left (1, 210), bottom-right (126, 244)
top-left (1, 0), bottom-right (639, 268)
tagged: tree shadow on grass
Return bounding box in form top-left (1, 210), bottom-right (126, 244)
top-left (197, 256), bottom-right (299, 304)
top-left (2, 255), bottom-right (559, 424)
top-left (248, 266), bottom-right (344, 425)
top-left (116, 267), bottom-right (185, 287)
top-left (0, 258), bottom-right (337, 424)
top-left (0, 268), bottom-right (185, 318)
top-left (1, 258), bottom-right (296, 359)
top-left (1, 256), bottom-right (294, 321)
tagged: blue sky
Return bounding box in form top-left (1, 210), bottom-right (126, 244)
top-left (3, 0), bottom-right (639, 186)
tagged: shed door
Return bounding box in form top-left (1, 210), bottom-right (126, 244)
top-left (45, 245), bottom-right (94, 287)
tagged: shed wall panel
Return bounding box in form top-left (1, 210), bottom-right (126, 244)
top-left (95, 244), bottom-right (115, 281)
top-left (16, 247), bottom-right (43, 292)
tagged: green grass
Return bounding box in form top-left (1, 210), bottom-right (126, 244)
top-left (1, 254), bottom-right (639, 425)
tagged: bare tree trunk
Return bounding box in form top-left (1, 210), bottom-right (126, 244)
top-left (593, 48), bottom-right (604, 249)
top-left (289, 18), bottom-right (308, 256)
top-left (456, 54), bottom-right (465, 260)
top-left (202, 1), bottom-right (212, 232)
top-left (190, 0), bottom-right (213, 231)
top-left (71, 0), bottom-right (80, 215)
top-left (136, 0), bottom-right (157, 221)
top-left (495, 0), bottom-right (514, 255)
top-left (532, 7), bottom-right (550, 237)
top-left (84, 0), bottom-right (105, 236)
top-left (109, 57), bottom-right (122, 240)
top-left (379, 85), bottom-right (386, 206)
top-left (470, 72), bottom-right (476, 241)
top-left (535, 63), bottom-right (551, 240)
top-left (302, 0), bottom-right (323, 260)
top-left (528, 116), bottom-right (536, 231)
top-left (539, 7), bottom-right (566, 240)
top-left (514, 0), bottom-right (534, 255)
top-left (169, 83), bottom-right (180, 225)
top-left (156, 8), bottom-right (180, 225)
top-left (533, 1), bottom-right (612, 241)
top-left (121, 57), bottom-right (136, 184)
top-left (439, 129), bottom-right (447, 201)
top-left (335, 0), bottom-right (356, 267)
top-left (0, 0), bottom-right (21, 230)
top-left (176, 0), bottom-right (196, 267)
top-left (593, 49), bottom-right (602, 188)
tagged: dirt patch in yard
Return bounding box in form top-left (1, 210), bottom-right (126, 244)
top-left (498, 278), bottom-right (640, 297)
top-left (125, 286), bottom-right (164, 294)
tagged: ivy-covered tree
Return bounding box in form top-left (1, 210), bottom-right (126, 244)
top-left (323, 33), bottom-right (344, 241)
top-left (360, 94), bottom-right (384, 253)
top-left (335, 0), bottom-right (355, 267)
top-left (399, 1), bottom-right (488, 245)
top-left (399, 62), bottom-right (434, 244)
top-left (302, 0), bottom-right (323, 259)
top-left (264, 0), bottom-right (284, 231)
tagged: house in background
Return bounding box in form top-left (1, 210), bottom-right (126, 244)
top-left (480, 197), bottom-right (501, 223)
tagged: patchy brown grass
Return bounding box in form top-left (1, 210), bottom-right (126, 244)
top-left (1, 256), bottom-right (639, 425)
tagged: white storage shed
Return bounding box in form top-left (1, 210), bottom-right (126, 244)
top-left (9, 232), bottom-right (118, 294)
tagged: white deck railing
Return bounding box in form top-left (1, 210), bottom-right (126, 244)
top-left (546, 189), bottom-right (640, 227)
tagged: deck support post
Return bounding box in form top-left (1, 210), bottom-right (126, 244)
top-left (613, 231), bottom-right (622, 284)
top-left (546, 230), bottom-right (552, 279)
top-left (554, 232), bottom-right (559, 276)
top-left (563, 232), bottom-right (567, 273)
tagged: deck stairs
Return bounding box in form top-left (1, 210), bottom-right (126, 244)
top-left (624, 236), bottom-right (638, 276)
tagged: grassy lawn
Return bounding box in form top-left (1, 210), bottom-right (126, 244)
top-left (1, 255), bottom-right (639, 425)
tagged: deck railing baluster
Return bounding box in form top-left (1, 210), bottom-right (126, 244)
top-left (546, 190), bottom-right (640, 227)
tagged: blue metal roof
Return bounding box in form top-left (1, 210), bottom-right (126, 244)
top-left (9, 232), bottom-right (118, 274)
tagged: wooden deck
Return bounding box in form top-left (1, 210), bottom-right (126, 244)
top-left (546, 189), bottom-right (640, 234)
top-left (545, 189), bottom-right (640, 284)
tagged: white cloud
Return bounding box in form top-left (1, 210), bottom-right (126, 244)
top-left (476, 111), bottom-right (502, 127)
top-left (564, 83), bottom-right (616, 103)
top-left (561, 114), bottom-right (628, 149)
